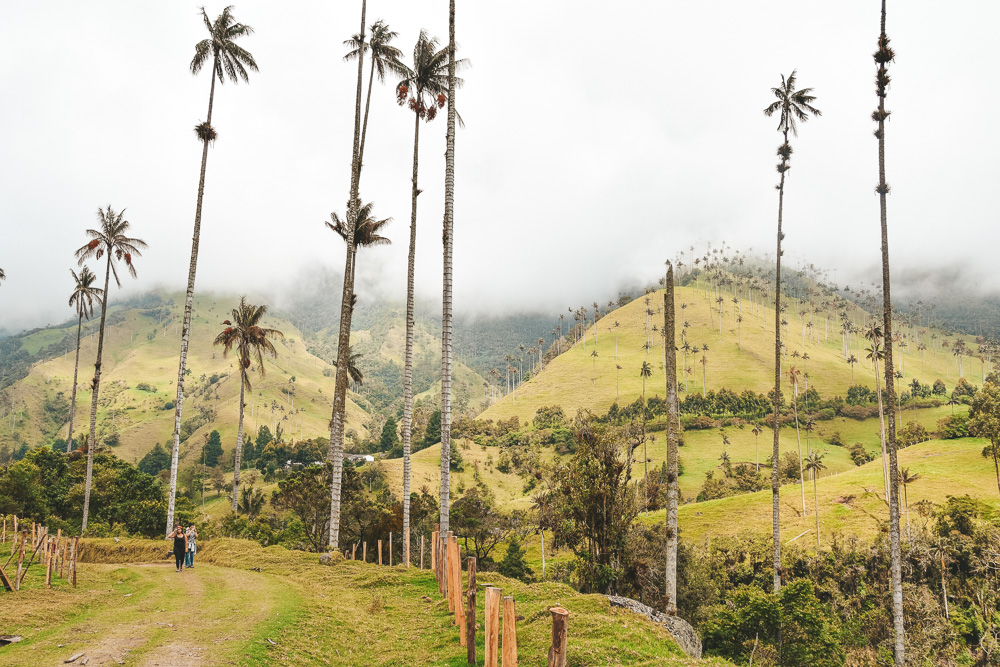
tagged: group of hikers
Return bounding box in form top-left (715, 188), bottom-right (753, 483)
top-left (167, 524), bottom-right (198, 572)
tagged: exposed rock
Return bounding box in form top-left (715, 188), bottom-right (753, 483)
top-left (319, 552), bottom-right (344, 566)
top-left (606, 595), bottom-right (702, 659)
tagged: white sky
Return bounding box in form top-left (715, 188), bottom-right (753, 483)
top-left (1, 1), bottom-right (998, 332)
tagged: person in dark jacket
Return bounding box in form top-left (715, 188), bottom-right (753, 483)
top-left (168, 524), bottom-right (187, 572)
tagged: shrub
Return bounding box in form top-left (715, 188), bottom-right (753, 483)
top-left (848, 443), bottom-right (875, 466)
top-left (937, 414), bottom-right (970, 439)
top-left (497, 538), bottom-right (534, 583)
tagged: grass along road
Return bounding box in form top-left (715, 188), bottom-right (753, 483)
top-left (0, 539), bottom-right (731, 666)
top-left (0, 554), bottom-right (299, 667)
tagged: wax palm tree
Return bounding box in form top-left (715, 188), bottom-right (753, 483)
top-left (700, 347), bottom-right (708, 398)
top-left (764, 69), bottom-right (820, 592)
top-left (752, 424), bottom-right (762, 471)
top-left (74, 206), bottom-right (146, 533)
top-left (326, 200), bottom-right (392, 289)
top-left (168, 5), bottom-right (258, 535)
top-left (786, 366), bottom-right (806, 515)
top-left (439, 0), bottom-right (459, 538)
top-left (325, 201), bottom-right (392, 547)
top-left (662, 263), bottom-right (681, 614)
top-left (0, 268), bottom-right (5, 284)
top-left (344, 20), bottom-right (405, 173)
top-left (591, 350), bottom-right (598, 385)
top-left (333, 347), bottom-right (365, 387)
top-left (328, 0), bottom-right (370, 552)
top-left (865, 325), bottom-right (890, 497)
top-left (640, 361), bottom-right (652, 404)
top-left (899, 467), bottom-right (920, 542)
top-left (213, 297), bottom-right (283, 511)
top-left (804, 451), bottom-right (827, 548)
top-left (873, 4), bottom-right (905, 656)
top-left (66, 267), bottom-right (103, 453)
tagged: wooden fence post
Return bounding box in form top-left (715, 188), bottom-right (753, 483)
top-left (14, 531), bottom-right (26, 591)
top-left (378, 539), bottom-right (383, 566)
top-left (389, 532), bottom-right (393, 566)
top-left (363, 542), bottom-right (367, 563)
top-left (451, 537), bottom-right (465, 642)
top-left (352, 543), bottom-right (357, 560)
top-left (2, 515), bottom-right (6, 543)
top-left (503, 596), bottom-right (518, 667)
top-left (547, 607), bottom-right (570, 667)
top-left (484, 586), bottom-right (502, 667)
top-left (61, 537), bottom-right (68, 579)
top-left (466, 557), bottom-right (477, 667)
top-left (420, 535), bottom-right (425, 570)
top-left (447, 532), bottom-right (457, 612)
top-left (70, 537), bottom-right (78, 587)
top-left (45, 536), bottom-right (55, 587)
top-left (431, 530), bottom-right (438, 574)
top-left (440, 532), bottom-right (450, 601)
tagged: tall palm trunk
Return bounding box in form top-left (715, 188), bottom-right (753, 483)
top-left (232, 377), bottom-right (246, 511)
top-left (771, 130), bottom-right (788, 593)
top-left (875, 2), bottom-right (905, 661)
top-left (813, 472), bottom-right (820, 548)
top-left (438, 0), bottom-right (456, 535)
top-left (66, 313), bottom-right (84, 453)
top-left (792, 387), bottom-right (805, 515)
top-left (873, 355), bottom-right (890, 496)
top-left (167, 57), bottom-right (218, 535)
top-left (664, 265), bottom-right (679, 615)
top-left (82, 255), bottom-right (113, 533)
top-left (328, 0), bottom-right (367, 550)
top-left (402, 111), bottom-right (420, 567)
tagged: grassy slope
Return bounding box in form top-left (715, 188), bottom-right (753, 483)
top-left (0, 538), bottom-right (731, 666)
top-left (662, 437), bottom-right (1000, 545)
top-left (479, 283), bottom-right (985, 425)
top-left (4, 293), bottom-right (371, 466)
top-left (4, 291), bottom-right (488, 469)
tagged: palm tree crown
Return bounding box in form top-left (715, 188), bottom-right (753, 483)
top-left (327, 201), bottom-right (392, 249)
top-left (74, 207), bottom-right (147, 286)
top-left (764, 70), bottom-right (822, 137)
top-left (68, 266), bottom-right (103, 320)
top-left (396, 31), bottom-right (465, 123)
top-left (213, 297), bottom-right (283, 390)
top-left (191, 6), bottom-right (258, 85)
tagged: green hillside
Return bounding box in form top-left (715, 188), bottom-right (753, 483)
top-left (480, 281), bottom-right (986, 425)
top-left (0, 291), bottom-right (488, 470)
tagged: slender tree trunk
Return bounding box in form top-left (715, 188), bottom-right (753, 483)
top-left (664, 265), bottom-right (679, 615)
top-left (66, 313), bottom-right (84, 453)
top-left (904, 484), bottom-right (910, 542)
top-left (82, 255), bottom-right (113, 533)
top-left (993, 447), bottom-right (1000, 496)
top-left (232, 377), bottom-right (246, 511)
top-left (439, 0), bottom-right (457, 535)
top-left (402, 111), bottom-right (421, 567)
top-left (876, 2), bottom-right (905, 661)
top-left (167, 59), bottom-right (218, 536)
top-left (813, 474), bottom-right (820, 548)
top-left (357, 56), bottom-right (376, 174)
top-left (771, 136), bottom-right (788, 593)
top-left (328, 0), bottom-right (367, 550)
top-left (874, 356), bottom-right (890, 497)
top-left (792, 389), bottom-right (805, 515)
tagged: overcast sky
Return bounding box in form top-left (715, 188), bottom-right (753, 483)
top-left (1, 1), bottom-right (998, 333)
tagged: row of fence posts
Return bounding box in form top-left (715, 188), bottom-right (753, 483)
top-left (0, 514), bottom-right (79, 592)
top-left (334, 522), bottom-right (569, 665)
top-left (430, 524), bottom-right (570, 667)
